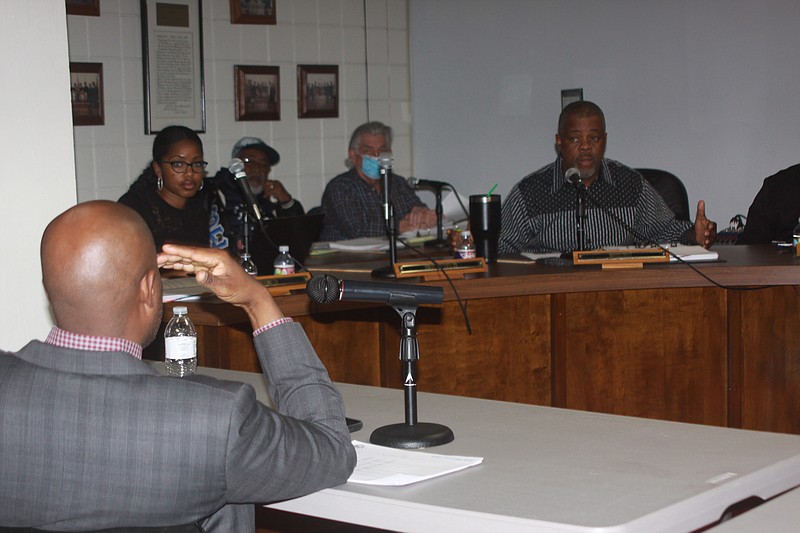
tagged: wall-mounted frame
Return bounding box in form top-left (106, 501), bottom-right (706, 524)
top-left (66, 0), bottom-right (100, 16)
top-left (297, 65), bottom-right (338, 119)
top-left (141, 0), bottom-right (206, 134)
top-left (230, 0), bottom-right (276, 24)
top-left (235, 65), bottom-right (280, 121)
top-left (70, 62), bottom-right (104, 126)
top-left (560, 88), bottom-right (584, 109)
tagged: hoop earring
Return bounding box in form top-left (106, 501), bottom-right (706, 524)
top-left (198, 180), bottom-right (204, 191)
top-left (157, 176), bottom-right (163, 191)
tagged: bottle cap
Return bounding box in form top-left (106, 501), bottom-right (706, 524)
top-left (279, 245), bottom-right (289, 253)
top-left (240, 253), bottom-right (251, 259)
top-left (173, 306), bottom-right (188, 315)
top-left (462, 230), bottom-right (471, 238)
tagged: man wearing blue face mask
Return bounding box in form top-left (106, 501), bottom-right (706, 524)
top-left (319, 121), bottom-right (436, 241)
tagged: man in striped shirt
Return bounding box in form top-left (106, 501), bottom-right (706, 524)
top-left (499, 101), bottom-right (717, 254)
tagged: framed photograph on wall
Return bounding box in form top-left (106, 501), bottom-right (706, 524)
top-left (230, 0), bottom-right (276, 24)
top-left (297, 65), bottom-right (338, 119)
top-left (70, 62), bottom-right (104, 126)
top-left (560, 88), bottom-right (584, 109)
top-left (66, 0), bottom-right (100, 16)
top-left (141, 0), bottom-right (206, 133)
top-left (235, 65), bottom-right (280, 121)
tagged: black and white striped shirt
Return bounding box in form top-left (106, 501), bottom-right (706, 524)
top-left (498, 158), bottom-right (694, 254)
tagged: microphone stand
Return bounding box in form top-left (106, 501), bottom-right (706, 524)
top-left (370, 301), bottom-right (454, 449)
top-left (575, 182), bottom-right (587, 251)
top-left (372, 163), bottom-right (399, 278)
top-left (424, 185), bottom-right (450, 249)
top-left (240, 208), bottom-right (252, 256)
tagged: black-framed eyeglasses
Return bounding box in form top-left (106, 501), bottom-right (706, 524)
top-left (159, 160), bottom-right (208, 173)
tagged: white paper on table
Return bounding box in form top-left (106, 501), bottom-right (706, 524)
top-left (665, 244), bottom-right (719, 262)
top-left (161, 276), bottom-right (210, 302)
top-left (442, 190), bottom-right (470, 226)
top-left (347, 440), bottom-right (483, 486)
top-left (328, 237), bottom-right (406, 251)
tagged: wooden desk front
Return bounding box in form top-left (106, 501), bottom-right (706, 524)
top-left (157, 245), bottom-right (800, 435)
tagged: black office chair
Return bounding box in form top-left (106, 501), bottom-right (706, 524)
top-left (636, 168), bottom-right (691, 221)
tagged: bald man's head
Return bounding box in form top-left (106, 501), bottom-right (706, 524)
top-left (41, 201), bottom-right (162, 345)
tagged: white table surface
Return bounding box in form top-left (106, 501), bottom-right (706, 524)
top-left (184, 365), bottom-right (800, 533)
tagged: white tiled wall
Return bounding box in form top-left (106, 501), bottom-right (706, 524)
top-left (68, 0), bottom-right (412, 209)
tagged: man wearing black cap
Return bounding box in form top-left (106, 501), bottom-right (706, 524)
top-left (215, 137), bottom-right (305, 250)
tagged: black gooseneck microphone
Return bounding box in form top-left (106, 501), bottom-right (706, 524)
top-left (407, 177), bottom-right (451, 189)
top-left (373, 152), bottom-right (399, 278)
top-left (565, 167), bottom-right (582, 185)
top-left (228, 158), bottom-right (263, 223)
top-left (565, 167), bottom-right (587, 251)
top-left (306, 274), bottom-right (444, 306)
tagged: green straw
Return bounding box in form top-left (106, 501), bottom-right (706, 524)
top-left (486, 183), bottom-right (498, 197)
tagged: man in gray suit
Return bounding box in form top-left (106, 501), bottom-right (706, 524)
top-left (0, 201), bottom-right (356, 531)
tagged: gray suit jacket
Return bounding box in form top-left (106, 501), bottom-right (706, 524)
top-left (0, 323), bottom-right (356, 531)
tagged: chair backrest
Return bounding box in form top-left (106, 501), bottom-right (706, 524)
top-left (636, 168), bottom-right (691, 221)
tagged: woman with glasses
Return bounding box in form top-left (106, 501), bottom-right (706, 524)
top-left (119, 125), bottom-right (225, 251)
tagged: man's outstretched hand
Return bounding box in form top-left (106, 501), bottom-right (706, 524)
top-left (158, 245), bottom-right (283, 329)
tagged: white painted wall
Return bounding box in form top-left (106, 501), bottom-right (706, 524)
top-left (0, 0), bottom-right (77, 349)
top-left (68, 0), bottom-right (413, 208)
top-left (409, 0), bottom-right (800, 225)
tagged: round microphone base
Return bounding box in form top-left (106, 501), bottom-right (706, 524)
top-left (371, 264), bottom-right (397, 279)
top-left (369, 422), bottom-right (454, 449)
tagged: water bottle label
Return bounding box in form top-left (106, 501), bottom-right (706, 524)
top-left (457, 249), bottom-right (476, 259)
top-left (274, 265), bottom-right (296, 275)
top-left (165, 336), bottom-right (197, 360)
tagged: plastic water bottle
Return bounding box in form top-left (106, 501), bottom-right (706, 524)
top-left (455, 230), bottom-right (476, 259)
top-left (240, 252), bottom-right (257, 276)
top-left (793, 218), bottom-right (800, 254)
top-left (164, 306), bottom-right (197, 377)
top-left (273, 245), bottom-right (295, 275)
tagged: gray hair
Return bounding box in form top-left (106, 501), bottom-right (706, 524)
top-left (348, 121), bottom-right (393, 151)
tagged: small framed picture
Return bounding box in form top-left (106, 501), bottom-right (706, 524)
top-left (66, 0), bottom-right (100, 16)
top-left (235, 65), bottom-right (280, 121)
top-left (70, 62), bottom-right (104, 126)
top-left (561, 88), bottom-right (584, 109)
top-left (230, 0), bottom-right (276, 24)
top-left (297, 65), bottom-right (338, 119)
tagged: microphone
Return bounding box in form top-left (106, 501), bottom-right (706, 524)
top-left (306, 274), bottom-right (444, 306)
top-left (228, 158), bottom-right (262, 221)
top-left (407, 177), bottom-right (451, 190)
top-left (378, 152), bottom-right (393, 169)
top-left (565, 167), bottom-right (581, 185)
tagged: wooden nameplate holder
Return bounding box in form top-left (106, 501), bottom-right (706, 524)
top-left (256, 271), bottom-right (311, 295)
top-left (393, 257), bottom-right (488, 280)
top-left (572, 249), bottom-right (669, 269)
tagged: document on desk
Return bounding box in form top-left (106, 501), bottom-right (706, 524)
top-left (666, 244), bottom-right (719, 262)
top-left (161, 276), bottom-right (209, 302)
top-left (348, 440), bottom-right (483, 486)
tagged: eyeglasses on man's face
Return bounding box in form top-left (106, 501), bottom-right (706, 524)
top-left (159, 160), bottom-right (208, 173)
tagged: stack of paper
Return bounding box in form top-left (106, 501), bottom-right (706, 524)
top-left (348, 440), bottom-right (483, 486)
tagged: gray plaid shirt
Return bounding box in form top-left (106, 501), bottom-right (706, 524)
top-left (319, 167), bottom-right (426, 241)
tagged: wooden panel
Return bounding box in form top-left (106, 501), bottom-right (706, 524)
top-left (378, 295), bottom-right (552, 405)
top-left (739, 285), bottom-right (800, 434)
top-left (295, 309), bottom-right (385, 387)
top-left (563, 288), bottom-right (728, 425)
